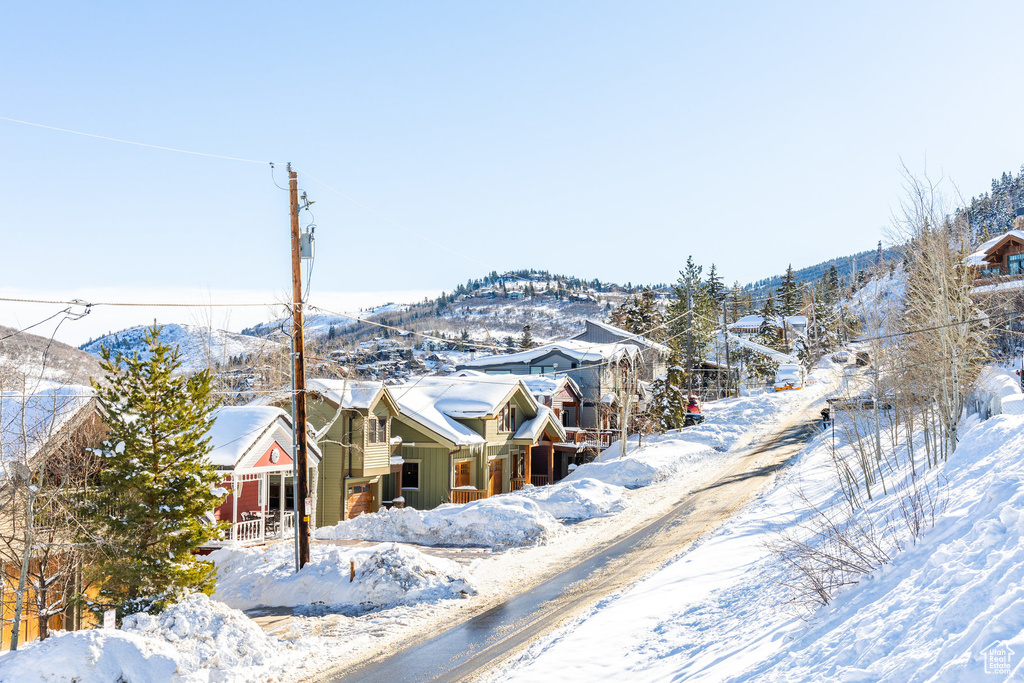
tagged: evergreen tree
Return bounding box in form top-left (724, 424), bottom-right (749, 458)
top-left (779, 264), bottom-right (800, 316)
top-left (83, 325), bottom-right (226, 619)
top-left (608, 288), bottom-right (662, 338)
top-left (519, 324), bottom-right (535, 350)
top-left (705, 263), bottom-right (726, 310)
top-left (649, 348), bottom-right (687, 430)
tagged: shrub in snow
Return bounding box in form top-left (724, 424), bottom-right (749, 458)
top-left (211, 542), bottom-right (476, 611)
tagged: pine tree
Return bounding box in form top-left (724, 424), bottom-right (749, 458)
top-left (609, 288), bottom-right (662, 338)
top-left (649, 348), bottom-right (687, 430)
top-left (705, 263), bottom-right (725, 310)
top-left (519, 324), bottom-right (535, 350)
top-left (83, 325), bottom-right (226, 619)
top-left (779, 264), bottom-right (800, 316)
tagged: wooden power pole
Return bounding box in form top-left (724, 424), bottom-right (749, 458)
top-left (288, 163), bottom-right (310, 570)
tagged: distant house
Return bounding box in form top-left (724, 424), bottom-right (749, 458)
top-left (570, 319), bottom-right (670, 381)
top-left (455, 340), bottom-right (642, 431)
top-left (388, 375), bottom-right (567, 510)
top-left (202, 406), bottom-right (322, 548)
top-left (969, 220), bottom-right (1024, 284)
top-left (728, 315), bottom-right (807, 339)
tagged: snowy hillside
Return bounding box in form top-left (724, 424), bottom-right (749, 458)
top-left (80, 323), bottom-right (281, 374)
top-left (496, 369), bottom-right (1024, 682)
top-left (0, 324), bottom-right (101, 387)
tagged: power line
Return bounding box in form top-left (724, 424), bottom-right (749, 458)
top-left (0, 296), bottom-right (280, 308)
top-left (0, 115), bottom-right (269, 165)
top-left (0, 309), bottom-right (73, 342)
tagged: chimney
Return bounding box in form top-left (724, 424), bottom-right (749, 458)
top-left (1015, 207), bottom-right (1024, 231)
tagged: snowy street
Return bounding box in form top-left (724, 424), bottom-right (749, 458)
top-left (298, 381), bottom-right (833, 682)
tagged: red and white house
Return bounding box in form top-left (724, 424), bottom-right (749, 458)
top-left (203, 405), bottom-right (321, 548)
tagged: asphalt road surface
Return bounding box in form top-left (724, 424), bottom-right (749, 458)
top-left (323, 411), bottom-right (821, 683)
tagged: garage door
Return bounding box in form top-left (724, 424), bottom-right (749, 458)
top-left (347, 484), bottom-right (373, 519)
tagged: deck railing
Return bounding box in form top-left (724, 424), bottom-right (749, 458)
top-left (510, 478), bottom-right (528, 492)
top-left (231, 518), bottom-right (264, 544)
top-left (530, 474), bottom-right (549, 487)
top-left (450, 488), bottom-right (487, 505)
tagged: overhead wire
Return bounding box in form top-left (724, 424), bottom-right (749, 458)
top-left (0, 115), bottom-right (269, 165)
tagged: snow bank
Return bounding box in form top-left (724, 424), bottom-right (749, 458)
top-left (211, 542), bottom-right (476, 610)
top-left (316, 496), bottom-right (562, 548)
top-left (0, 593), bottom-right (287, 683)
top-left (570, 381), bottom-right (829, 488)
top-left (512, 478), bottom-right (625, 520)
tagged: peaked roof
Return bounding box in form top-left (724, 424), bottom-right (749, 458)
top-left (306, 378), bottom-right (398, 414)
top-left (1, 383), bottom-right (95, 468)
top-left (967, 230), bottom-right (1024, 267)
top-left (391, 375), bottom-right (538, 447)
top-left (206, 405), bottom-right (321, 469)
top-left (513, 405), bottom-right (566, 443)
top-left (459, 340), bottom-right (639, 369)
top-left (574, 319), bottom-right (671, 355)
top-left (452, 370), bottom-right (582, 402)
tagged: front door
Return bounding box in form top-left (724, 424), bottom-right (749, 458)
top-left (487, 459), bottom-right (502, 497)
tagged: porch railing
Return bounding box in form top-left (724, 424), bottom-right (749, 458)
top-left (231, 518), bottom-right (264, 544)
top-left (510, 478), bottom-right (528, 492)
top-left (530, 474), bottom-right (549, 487)
top-left (450, 488), bottom-right (487, 505)
top-left (574, 430), bottom-right (614, 448)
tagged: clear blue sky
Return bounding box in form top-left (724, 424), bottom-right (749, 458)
top-left (3, 1), bottom-right (1024, 326)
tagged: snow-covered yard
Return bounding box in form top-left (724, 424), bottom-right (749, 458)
top-left (492, 370), bottom-right (1024, 682)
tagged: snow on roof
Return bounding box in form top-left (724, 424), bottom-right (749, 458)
top-left (459, 340), bottom-right (639, 369)
top-left (1, 382), bottom-right (93, 466)
top-left (728, 315), bottom-right (807, 330)
top-left (513, 406), bottom-right (566, 443)
top-left (725, 332), bottom-right (799, 364)
top-left (306, 378), bottom-right (384, 410)
top-left (391, 375), bottom-right (536, 446)
top-left (968, 230), bottom-right (1024, 266)
top-left (519, 374), bottom-right (581, 399)
top-left (206, 406), bottom-right (289, 468)
top-left (578, 319), bottom-right (671, 355)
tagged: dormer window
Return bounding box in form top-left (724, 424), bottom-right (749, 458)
top-left (498, 404), bottom-right (516, 432)
top-left (367, 416), bottom-right (387, 444)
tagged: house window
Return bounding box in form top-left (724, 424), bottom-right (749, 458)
top-left (498, 404), bottom-right (516, 432)
top-left (1009, 253), bottom-right (1024, 276)
top-left (454, 461), bottom-right (471, 488)
top-left (367, 416), bottom-right (387, 444)
top-left (401, 462), bottom-right (420, 489)
top-left (530, 366), bottom-right (554, 375)
top-left (485, 370), bottom-right (511, 375)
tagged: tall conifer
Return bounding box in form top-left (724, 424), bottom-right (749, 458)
top-left (84, 325), bottom-right (226, 619)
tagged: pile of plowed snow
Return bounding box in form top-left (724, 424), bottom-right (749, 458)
top-left (211, 542), bottom-right (476, 611)
top-left (0, 593), bottom-right (289, 683)
top-left (512, 478), bottom-right (624, 520)
top-left (317, 496), bottom-right (561, 548)
top-left (316, 478), bottom-right (625, 547)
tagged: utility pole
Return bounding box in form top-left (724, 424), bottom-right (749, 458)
top-left (686, 276), bottom-right (694, 399)
top-left (722, 308), bottom-right (731, 399)
top-left (287, 163), bottom-right (310, 570)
